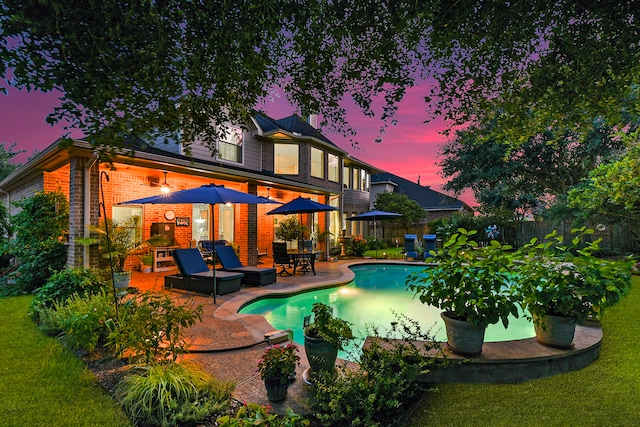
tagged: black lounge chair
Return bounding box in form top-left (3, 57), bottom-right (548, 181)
top-left (164, 248), bottom-right (244, 295)
top-left (214, 245), bottom-right (277, 286)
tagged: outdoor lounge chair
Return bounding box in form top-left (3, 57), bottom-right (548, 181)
top-left (164, 248), bottom-right (244, 295)
top-left (214, 245), bottom-right (277, 286)
top-left (272, 242), bottom-right (293, 276)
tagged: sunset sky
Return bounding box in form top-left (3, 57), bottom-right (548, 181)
top-left (1, 84), bottom-right (472, 205)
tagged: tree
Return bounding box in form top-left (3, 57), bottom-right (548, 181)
top-left (426, 1), bottom-right (640, 147)
top-left (568, 136), bottom-right (640, 244)
top-left (2, 2), bottom-right (637, 156)
top-left (439, 117), bottom-right (627, 219)
top-left (0, 0), bottom-right (431, 156)
top-left (0, 143), bottom-right (24, 181)
top-left (373, 191), bottom-right (425, 234)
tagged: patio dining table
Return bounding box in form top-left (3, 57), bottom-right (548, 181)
top-left (287, 250), bottom-right (322, 276)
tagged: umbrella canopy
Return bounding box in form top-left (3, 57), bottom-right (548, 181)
top-left (346, 210), bottom-right (403, 258)
top-left (122, 184), bottom-right (278, 302)
top-left (266, 196), bottom-right (337, 215)
top-left (346, 210), bottom-right (403, 221)
top-left (122, 184), bottom-right (274, 206)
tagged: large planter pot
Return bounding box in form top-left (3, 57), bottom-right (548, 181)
top-left (113, 271), bottom-right (132, 289)
top-left (440, 311), bottom-right (487, 356)
top-left (304, 334), bottom-right (338, 373)
top-left (533, 313), bottom-right (577, 349)
top-left (263, 377), bottom-right (290, 402)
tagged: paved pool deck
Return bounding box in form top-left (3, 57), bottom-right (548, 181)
top-left (131, 257), bottom-right (602, 415)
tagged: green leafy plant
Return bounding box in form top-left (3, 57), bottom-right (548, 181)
top-left (311, 313), bottom-right (442, 427)
top-left (275, 216), bottom-right (304, 244)
top-left (109, 292), bottom-right (204, 363)
top-left (115, 361), bottom-right (234, 427)
top-left (3, 191), bottom-right (68, 294)
top-left (256, 343), bottom-right (300, 383)
top-left (217, 403), bottom-right (309, 426)
top-left (30, 268), bottom-right (109, 314)
top-left (347, 234), bottom-right (368, 257)
top-left (407, 228), bottom-right (520, 328)
top-left (82, 216), bottom-right (169, 273)
top-left (515, 227), bottom-right (633, 324)
top-left (304, 302), bottom-right (353, 351)
top-left (52, 289), bottom-right (117, 352)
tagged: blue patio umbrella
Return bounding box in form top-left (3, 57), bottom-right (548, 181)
top-left (122, 184), bottom-right (279, 302)
top-left (346, 210), bottom-right (402, 257)
top-left (266, 196), bottom-right (337, 215)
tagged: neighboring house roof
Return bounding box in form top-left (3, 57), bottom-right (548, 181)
top-left (371, 172), bottom-right (471, 212)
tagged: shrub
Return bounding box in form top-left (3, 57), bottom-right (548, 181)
top-left (116, 361), bottom-right (234, 427)
top-left (6, 191), bottom-right (69, 294)
top-left (52, 289), bottom-right (117, 352)
top-left (346, 235), bottom-right (367, 257)
top-left (310, 313), bottom-right (442, 427)
top-left (30, 268), bottom-right (109, 315)
top-left (109, 292), bottom-right (203, 363)
top-left (217, 403), bottom-right (309, 427)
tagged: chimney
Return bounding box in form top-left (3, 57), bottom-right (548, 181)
top-left (417, 175), bottom-right (420, 185)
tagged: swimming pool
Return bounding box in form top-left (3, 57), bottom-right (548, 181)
top-left (240, 264), bottom-right (535, 359)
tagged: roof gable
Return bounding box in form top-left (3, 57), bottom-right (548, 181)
top-left (372, 172), bottom-right (471, 211)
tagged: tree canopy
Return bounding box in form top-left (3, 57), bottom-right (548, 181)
top-left (439, 117), bottom-right (627, 218)
top-left (2, 1), bottom-right (638, 155)
top-left (373, 191), bottom-right (425, 230)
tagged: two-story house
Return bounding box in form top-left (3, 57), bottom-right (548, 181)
top-left (0, 113), bottom-right (379, 269)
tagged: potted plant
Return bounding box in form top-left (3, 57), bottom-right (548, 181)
top-left (303, 302), bottom-right (353, 375)
top-left (515, 227), bottom-right (632, 348)
top-left (407, 228), bottom-right (520, 355)
top-left (256, 343), bottom-right (300, 401)
top-left (82, 216), bottom-right (169, 288)
top-left (275, 216), bottom-right (304, 250)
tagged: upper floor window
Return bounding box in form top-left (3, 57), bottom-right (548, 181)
top-left (361, 169), bottom-right (369, 191)
top-left (328, 153), bottom-right (339, 182)
top-left (217, 126), bottom-right (243, 163)
top-left (352, 167), bottom-right (360, 190)
top-left (343, 166), bottom-right (350, 188)
top-left (275, 143), bottom-right (299, 175)
top-left (311, 147), bottom-right (325, 178)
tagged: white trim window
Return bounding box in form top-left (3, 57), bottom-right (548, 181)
top-left (217, 126), bottom-right (243, 163)
top-left (311, 147), bottom-right (325, 178)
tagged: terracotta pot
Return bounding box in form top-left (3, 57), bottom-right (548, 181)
top-left (533, 313), bottom-right (576, 349)
top-left (440, 311), bottom-right (487, 356)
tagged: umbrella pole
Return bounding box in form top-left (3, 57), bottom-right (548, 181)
top-left (212, 204), bottom-right (216, 304)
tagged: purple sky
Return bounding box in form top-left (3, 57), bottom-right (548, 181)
top-left (1, 85), bottom-right (474, 205)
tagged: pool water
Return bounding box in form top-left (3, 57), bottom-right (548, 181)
top-left (240, 264), bottom-right (535, 359)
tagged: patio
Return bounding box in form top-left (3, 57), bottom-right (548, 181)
top-left (128, 257), bottom-right (603, 415)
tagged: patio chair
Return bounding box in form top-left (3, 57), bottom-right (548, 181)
top-left (298, 240), bottom-right (314, 273)
top-left (404, 234), bottom-right (419, 260)
top-left (214, 245), bottom-right (277, 286)
top-left (272, 242), bottom-right (293, 276)
top-left (164, 248), bottom-right (244, 295)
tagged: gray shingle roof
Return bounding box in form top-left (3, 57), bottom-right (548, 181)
top-left (372, 172), bottom-right (471, 211)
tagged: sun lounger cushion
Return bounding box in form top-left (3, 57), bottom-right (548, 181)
top-left (166, 248), bottom-right (244, 295)
top-left (214, 245), bottom-right (277, 286)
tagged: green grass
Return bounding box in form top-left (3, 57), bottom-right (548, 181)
top-left (0, 295), bottom-right (132, 427)
top-left (405, 275), bottom-right (640, 427)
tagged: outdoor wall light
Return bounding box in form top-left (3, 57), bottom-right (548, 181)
top-left (160, 171), bottom-right (171, 194)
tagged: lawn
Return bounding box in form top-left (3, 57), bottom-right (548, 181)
top-left (405, 275), bottom-right (640, 427)
top-left (0, 295), bottom-right (132, 427)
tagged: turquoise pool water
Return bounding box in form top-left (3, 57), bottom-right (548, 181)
top-left (240, 264), bottom-right (535, 359)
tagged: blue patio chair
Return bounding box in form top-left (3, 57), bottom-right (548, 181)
top-left (214, 245), bottom-right (277, 286)
top-left (164, 248), bottom-right (243, 295)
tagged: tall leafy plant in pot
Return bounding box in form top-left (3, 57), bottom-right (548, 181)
top-left (275, 216), bottom-right (304, 249)
top-left (304, 302), bottom-right (353, 376)
top-left (407, 228), bottom-right (520, 355)
top-left (82, 216), bottom-right (169, 288)
top-left (515, 227), bottom-right (632, 348)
